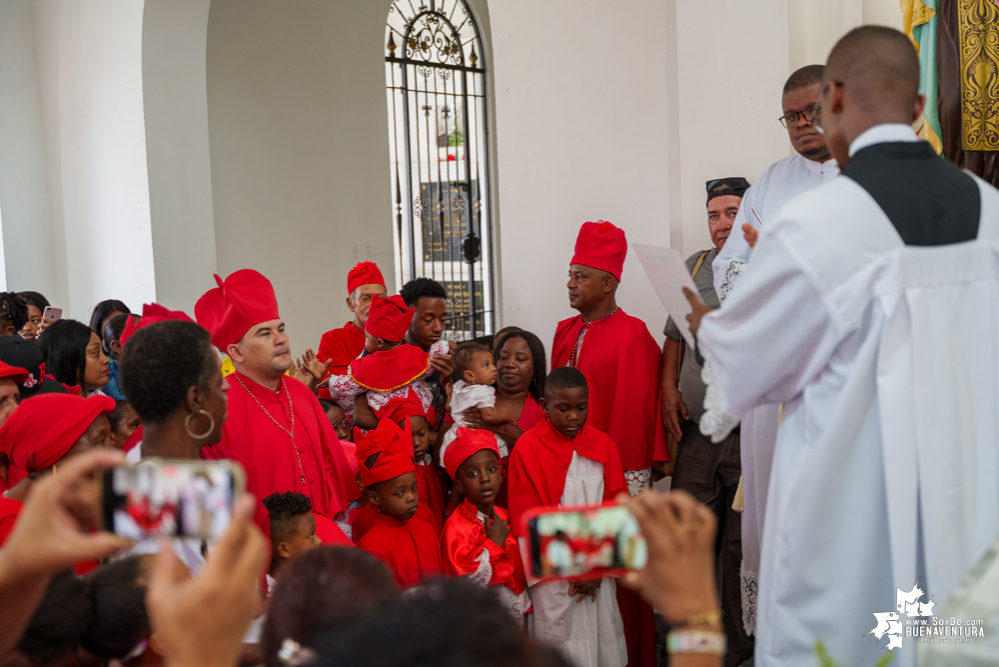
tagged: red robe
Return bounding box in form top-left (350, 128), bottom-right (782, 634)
top-left (414, 463), bottom-right (446, 530)
top-left (358, 512), bottom-right (442, 590)
top-left (317, 322), bottom-right (365, 400)
top-left (203, 372), bottom-right (358, 519)
top-left (313, 511), bottom-right (354, 546)
top-left (441, 499), bottom-right (527, 596)
top-left (507, 417), bottom-right (627, 537)
top-left (350, 499), bottom-right (440, 543)
top-left (552, 308), bottom-right (668, 470)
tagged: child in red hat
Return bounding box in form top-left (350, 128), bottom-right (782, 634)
top-left (441, 427), bottom-right (530, 620)
top-left (354, 418), bottom-right (442, 590)
top-left (327, 295), bottom-right (442, 424)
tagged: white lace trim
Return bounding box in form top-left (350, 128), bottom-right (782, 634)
top-left (494, 584), bottom-right (532, 622)
top-left (470, 547), bottom-right (493, 586)
top-left (699, 360), bottom-right (740, 443)
top-left (740, 562), bottom-right (758, 636)
top-left (718, 257), bottom-right (747, 305)
top-left (624, 469), bottom-right (652, 496)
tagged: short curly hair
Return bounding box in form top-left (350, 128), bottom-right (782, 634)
top-left (262, 491), bottom-right (313, 542)
top-left (399, 277), bottom-right (448, 308)
top-left (119, 320), bottom-right (216, 424)
top-left (0, 292), bottom-right (29, 332)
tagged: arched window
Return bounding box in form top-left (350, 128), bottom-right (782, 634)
top-left (385, 0), bottom-right (494, 340)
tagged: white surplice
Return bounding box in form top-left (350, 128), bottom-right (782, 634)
top-left (528, 452), bottom-right (627, 667)
top-left (697, 129), bottom-right (999, 667)
top-left (712, 152), bottom-right (840, 636)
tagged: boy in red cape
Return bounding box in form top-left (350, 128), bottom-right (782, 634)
top-left (196, 269), bottom-right (358, 522)
top-left (317, 262), bottom-right (388, 400)
top-left (375, 392), bottom-right (446, 529)
top-left (508, 367), bottom-right (627, 667)
top-left (327, 295), bottom-right (439, 420)
top-left (551, 220), bottom-right (666, 666)
top-left (355, 418), bottom-right (442, 590)
top-left (441, 427), bottom-right (530, 620)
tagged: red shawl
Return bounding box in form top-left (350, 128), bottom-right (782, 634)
top-left (358, 512), bottom-right (442, 590)
top-left (441, 499), bottom-right (527, 595)
top-left (507, 416), bottom-right (627, 537)
top-left (317, 322), bottom-right (366, 399)
top-left (348, 345), bottom-right (429, 392)
top-left (551, 308), bottom-right (668, 469)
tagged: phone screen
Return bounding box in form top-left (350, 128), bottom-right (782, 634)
top-left (102, 461), bottom-right (239, 540)
top-left (527, 504), bottom-right (647, 579)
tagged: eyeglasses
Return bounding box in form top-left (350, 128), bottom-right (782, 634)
top-left (778, 104), bottom-right (821, 128)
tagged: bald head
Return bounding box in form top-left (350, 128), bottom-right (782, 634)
top-left (819, 26), bottom-right (924, 166)
top-left (826, 26), bottom-right (920, 115)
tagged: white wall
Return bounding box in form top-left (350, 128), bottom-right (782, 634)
top-left (142, 0), bottom-right (217, 312)
top-left (30, 0), bottom-right (156, 319)
top-left (489, 0), bottom-right (672, 350)
top-left (206, 0), bottom-right (397, 353)
top-left (0, 0), bottom-right (52, 296)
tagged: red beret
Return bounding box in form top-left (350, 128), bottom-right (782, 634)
top-left (0, 393), bottom-right (116, 484)
top-left (119, 303), bottom-right (195, 348)
top-left (0, 360), bottom-right (28, 385)
top-left (570, 220), bottom-right (627, 282)
top-left (347, 262), bottom-right (385, 295)
top-left (364, 295), bottom-right (415, 342)
top-left (195, 269), bottom-right (280, 350)
top-left (443, 427), bottom-right (500, 480)
top-left (355, 418), bottom-right (415, 487)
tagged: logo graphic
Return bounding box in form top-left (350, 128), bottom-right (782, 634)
top-left (868, 584), bottom-right (935, 650)
top-left (22, 372), bottom-right (37, 389)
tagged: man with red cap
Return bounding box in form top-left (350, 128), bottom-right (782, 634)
top-left (316, 262), bottom-right (388, 400)
top-left (354, 418), bottom-right (441, 590)
top-left (0, 393), bottom-right (116, 546)
top-left (195, 269), bottom-right (357, 522)
top-left (327, 295), bottom-right (439, 419)
top-left (550, 220), bottom-right (667, 667)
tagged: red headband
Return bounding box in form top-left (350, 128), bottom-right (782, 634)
top-left (443, 427), bottom-right (500, 480)
top-left (119, 303), bottom-right (195, 348)
top-left (355, 418), bottom-right (415, 487)
top-left (347, 261), bottom-right (386, 295)
top-left (364, 295), bottom-right (415, 342)
top-left (195, 269), bottom-right (280, 350)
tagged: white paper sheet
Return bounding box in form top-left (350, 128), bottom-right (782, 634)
top-left (633, 243), bottom-right (702, 348)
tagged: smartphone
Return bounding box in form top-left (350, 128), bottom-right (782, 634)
top-left (101, 459), bottom-right (245, 541)
top-left (41, 306), bottom-right (62, 322)
top-left (524, 501), bottom-right (648, 581)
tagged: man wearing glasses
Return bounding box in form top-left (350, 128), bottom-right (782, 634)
top-left (708, 64), bottom-right (838, 643)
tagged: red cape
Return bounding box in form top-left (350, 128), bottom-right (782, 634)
top-left (358, 512), bottom-right (442, 590)
top-left (350, 499), bottom-right (440, 543)
top-left (202, 373), bottom-right (359, 518)
top-left (552, 309), bottom-right (668, 469)
top-left (507, 417), bottom-right (627, 537)
top-left (349, 345), bottom-right (429, 392)
top-left (317, 322), bottom-right (366, 400)
top-left (441, 500), bottom-right (527, 595)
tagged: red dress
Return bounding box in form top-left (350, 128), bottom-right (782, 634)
top-left (551, 308), bottom-right (668, 470)
top-left (358, 512), bottom-right (442, 590)
top-left (441, 499), bottom-right (530, 616)
top-left (203, 373), bottom-right (358, 519)
top-left (414, 462), bottom-right (446, 530)
top-left (317, 322), bottom-right (365, 400)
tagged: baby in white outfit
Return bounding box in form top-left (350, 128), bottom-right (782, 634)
top-left (440, 344), bottom-right (510, 464)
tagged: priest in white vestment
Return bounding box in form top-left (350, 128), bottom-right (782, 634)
top-left (688, 27), bottom-right (999, 667)
top-left (711, 64), bottom-right (841, 636)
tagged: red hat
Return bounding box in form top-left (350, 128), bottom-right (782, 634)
top-left (347, 262), bottom-right (386, 295)
top-left (0, 360), bottom-right (28, 386)
top-left (119, 303), bottom-right (195, 348)
top-left (570, 220), bottom-right (627, 282)
top-left (354, 418), bottom-right (415, 487)
top-left (195, 269), bottom-right (280, 350)
top-left (373, 389), bottom-right (429, 424)
top-left (443, 427), bottom-right (500, 480)
top-left (364, 295), bottom-right (415, 342)
top-left (0, 394), bottom-right (116, 485)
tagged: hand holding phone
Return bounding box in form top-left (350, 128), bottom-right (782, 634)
top-left (524, 502), bottom-right (647, 581)
top-left (40, 307), bottom-right (62, 331)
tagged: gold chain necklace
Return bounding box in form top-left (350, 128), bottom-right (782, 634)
top-left (232, 374), bottom-right (306, 486)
